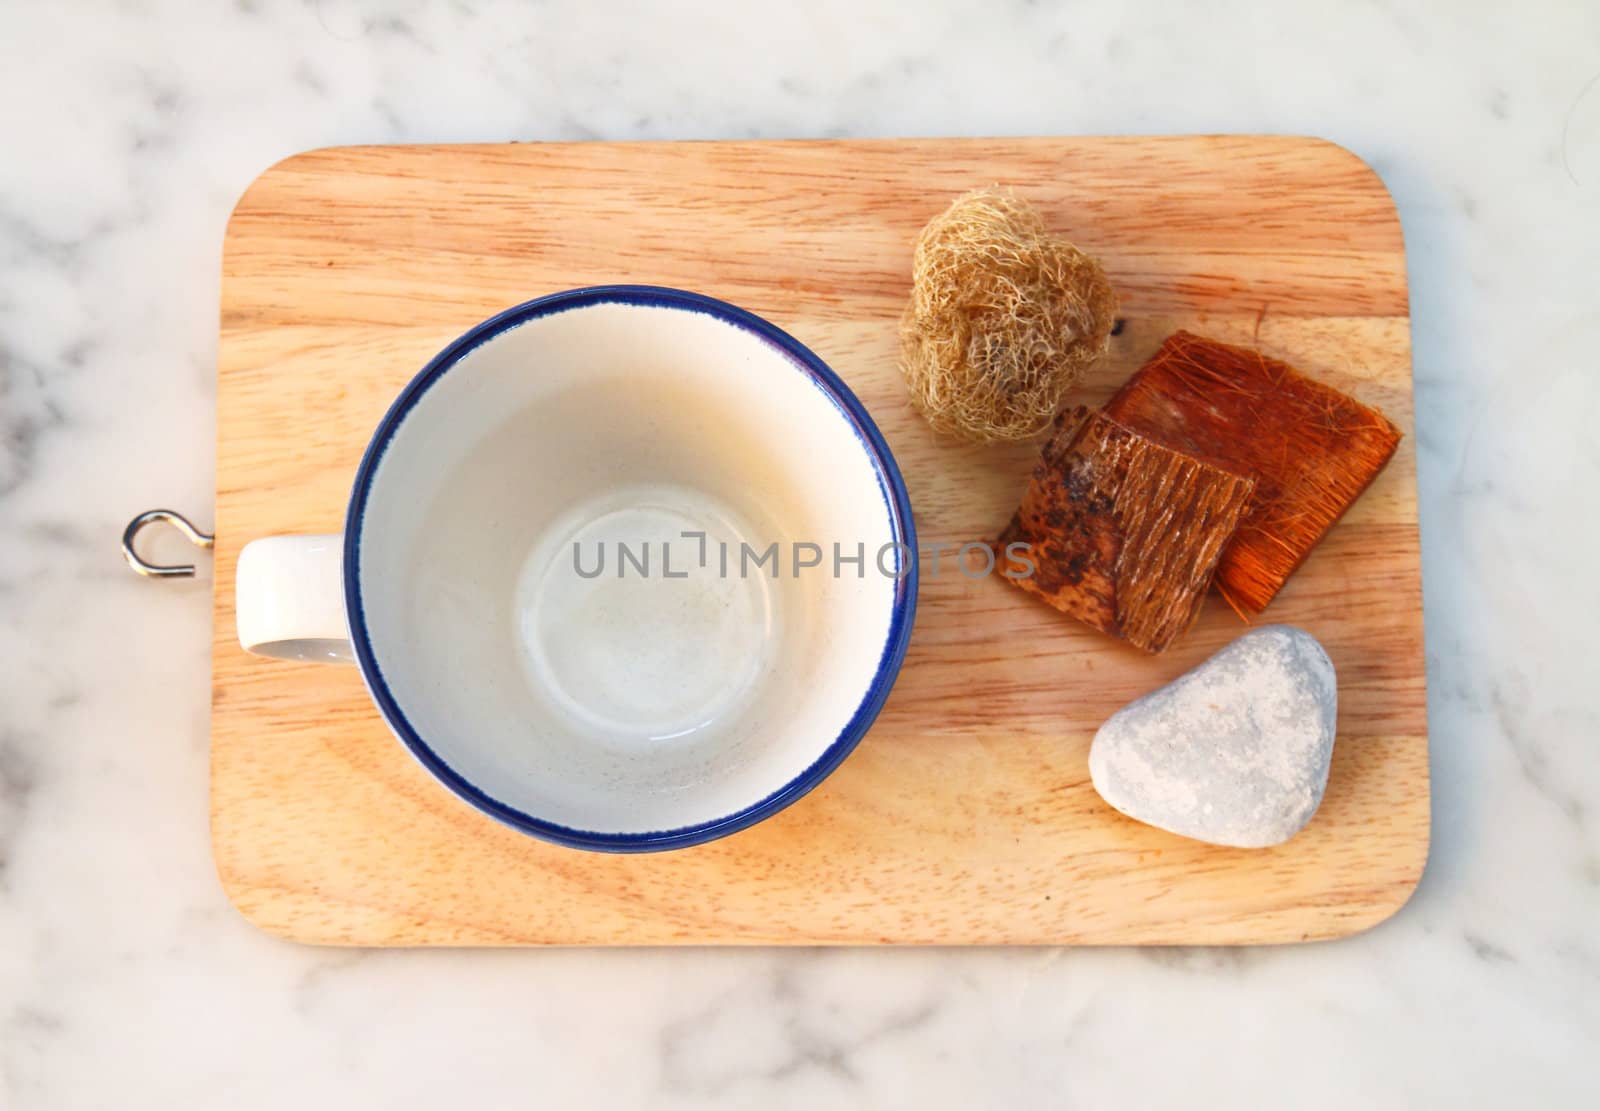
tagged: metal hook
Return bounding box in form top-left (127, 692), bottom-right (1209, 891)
top-left (123, 509), bottom-right (215, 578)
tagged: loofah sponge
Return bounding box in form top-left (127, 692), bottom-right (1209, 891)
top-left (899, 187), bottom-right (1117, 443)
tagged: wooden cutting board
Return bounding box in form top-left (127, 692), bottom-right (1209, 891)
top-left (212, 137), bottom-right (1428, 946)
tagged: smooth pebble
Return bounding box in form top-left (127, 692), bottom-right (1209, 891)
top-left (1088, 625), bottom-right (1338, 848)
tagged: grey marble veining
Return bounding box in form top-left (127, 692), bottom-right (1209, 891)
top-left (2, 0), bottom-right (1598, 1107)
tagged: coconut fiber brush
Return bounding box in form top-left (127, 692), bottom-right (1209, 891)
top-left (995, 407), bottom-right (1256, 654)
top-left (1103, 331), bottom-right (1402, 614)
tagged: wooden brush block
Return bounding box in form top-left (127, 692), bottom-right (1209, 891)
top-left (1104, 331), bottom-right (1403, 614)
top-left (995, 407), bottom-right (1256, 653)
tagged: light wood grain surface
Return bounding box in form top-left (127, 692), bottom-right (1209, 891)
top-left (212, 136), bottom-right (1427, 945)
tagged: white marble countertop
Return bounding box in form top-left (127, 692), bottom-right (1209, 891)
top-left (3, 1), bottom-right (1597, 1106)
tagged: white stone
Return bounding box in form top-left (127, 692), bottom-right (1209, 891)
top-left (1089, 626), bottom-right (1338, 848)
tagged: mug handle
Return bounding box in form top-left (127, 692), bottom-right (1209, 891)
top-left (235, 535), bottom-right (355, 663)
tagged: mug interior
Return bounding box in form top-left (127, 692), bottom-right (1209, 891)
top-left (348, 289), bottom-right (914, 848)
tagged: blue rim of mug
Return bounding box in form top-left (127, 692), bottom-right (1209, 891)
top-left (344, 286), bottom-right (919, 852)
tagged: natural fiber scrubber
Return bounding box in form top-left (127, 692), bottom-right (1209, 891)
top-left (900, 188), bottom-right (1117, 443)
top-left (995, 407), bottom-right (1257, 654)
top-left (1103, 332), bottom-right (1403, 614)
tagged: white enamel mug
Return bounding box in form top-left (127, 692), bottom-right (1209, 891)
top-left (234, 287), bottom-right (918, 851)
